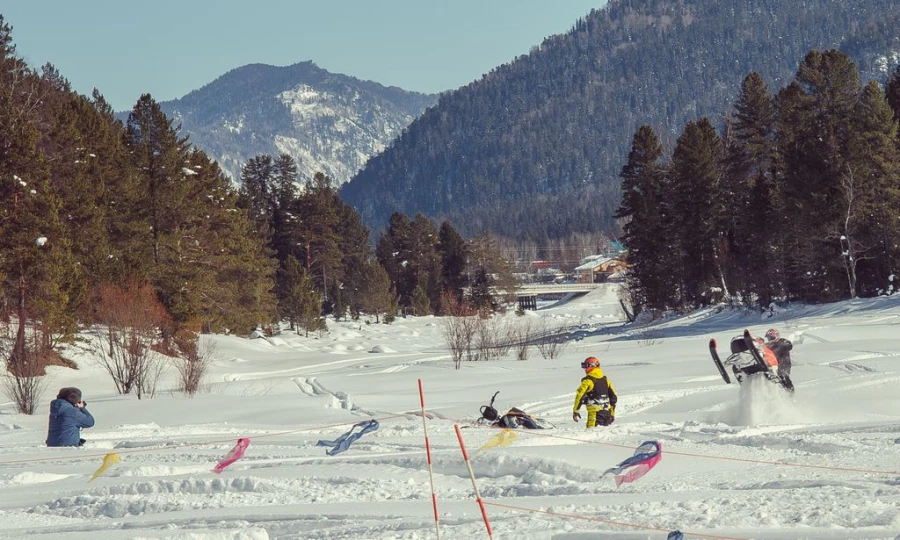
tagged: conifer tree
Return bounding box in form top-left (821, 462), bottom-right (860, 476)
top-left (177, 150), bottom-right (277, 332)
top-left (669, 118), bottom-right (725, 307)
top-left (467, 267), bottom-right (497, 313)
top-left (352, 257), bottom-right (397, 323)
top-left (614, 125), bottom-right (672, 311)
top-left (723, 72), bottom-right (780, 304)
top-left (410, 284), bottom-right (432, 316)
top-left (123, 95), bottom-right (276, 328)
top-left (467, 232), bottom-right (517, 311)
top-left (291, 173), bottom-right (342, 303)
top-left (278, 256), bottom-right (324, 336)
top-left (376, 212), bottom-right (414, 304)
top-left (0, 86), bottom-right (72, 369)
top-left (237, 154), bottom-right (275, 241)
top-left (124, 94), bottom-right (192, 269)
top-left (437, 220), bottom-right (469, 305)
top-left (845, 80), bottom-right (900, 295)
top-left (778, 50), bottom-right (861, 301)
top-left (886, 65), bottom-right (900, 146)
top-left (409, 214), bottom-right (442, 312)
top-left (334, 199), bottom-right (372, 318)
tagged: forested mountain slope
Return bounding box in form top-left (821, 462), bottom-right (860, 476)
top-left (340, 0), bottom-right (900, 242)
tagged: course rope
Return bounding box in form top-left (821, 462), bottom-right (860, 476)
top-left (483, 500), bottom-right (749, 540)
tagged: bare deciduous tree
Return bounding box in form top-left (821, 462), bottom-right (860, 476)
top-left (1, 317), bottom-right (48, 414)
top-left (173, 331), bottom-right (215, 396)
top-left (834, 166), bottom-right (876, 299)
top-left (91, 282), bottom-right (170, 399)
top-left (534, 319), bottom-right (570, 360)
top-left (439, 292), bottom-right (480, 369)
top-left (511, 317), bottom-right (536, 361)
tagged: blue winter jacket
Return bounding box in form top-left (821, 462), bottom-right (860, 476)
top-left (46, 398), bottom-right (94, 446)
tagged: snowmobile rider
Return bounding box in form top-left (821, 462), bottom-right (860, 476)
top-left (46, 387), bottom-right (94, 447)
top-left (763, 328), bottom-right (793, 378)
top-left (572, 357), bottom-right (618, 428)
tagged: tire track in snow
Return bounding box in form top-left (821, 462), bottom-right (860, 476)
top-left (292, 377), bottom-right (379, 416)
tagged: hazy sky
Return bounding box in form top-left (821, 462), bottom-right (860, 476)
top-left (3, 1), bottom-right (606, 111)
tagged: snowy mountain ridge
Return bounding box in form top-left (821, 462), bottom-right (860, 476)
top-left (151, 62), bottom-right (437, 185)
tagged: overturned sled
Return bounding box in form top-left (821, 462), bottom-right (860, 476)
top-left (478, 391), bottom-right (555, 429)
top-left (709, 329), bottom-right (794, 392)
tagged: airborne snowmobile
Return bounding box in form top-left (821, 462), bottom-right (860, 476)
top-left (709, 329), bottom-right (794, 391)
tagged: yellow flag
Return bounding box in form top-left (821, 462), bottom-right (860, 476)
top-left (89, 453), bottom-right (120, 482)
top-left (477, 429), bottom-right (517, 452)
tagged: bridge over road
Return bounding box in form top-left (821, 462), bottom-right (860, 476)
top-left (514, 282), bottom-right (603, 310)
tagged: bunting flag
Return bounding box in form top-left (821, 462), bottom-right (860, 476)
top-left (317, 419), bottom-right (379, 456)
top-left (477, 429), bottom-right (517, 452)
top-left (212, 438), bottom-right (251, 474)
top-left (603, 440), bottom-right (662, 487)
top-left (88, 453), bottom-right (120, 482)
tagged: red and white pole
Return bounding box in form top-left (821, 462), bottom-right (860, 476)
top-left (454, 424), bottom-right (494, 539)
top-left (418, 379), bottom-right (441, 539)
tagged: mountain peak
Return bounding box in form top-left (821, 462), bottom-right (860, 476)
top-left (156, 62), bottom-right (437, 184)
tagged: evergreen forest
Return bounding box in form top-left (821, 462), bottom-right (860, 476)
top-left (340, 0), bottom-right (900, 248)
top-left (618, 50), bottom-right (900, 313)
top-left (0, 16), bottom-right (510, 380)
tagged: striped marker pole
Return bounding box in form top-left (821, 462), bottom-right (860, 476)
top-left (454, 424), bottom-right (494, 539)
top-left (418, 379), bottom-right (441, 539)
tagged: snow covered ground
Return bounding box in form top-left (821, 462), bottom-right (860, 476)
top-left (1, 284), bottom-right (899, 540)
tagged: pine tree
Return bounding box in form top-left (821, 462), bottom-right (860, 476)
top-left (410, 284), bottom-right (432, 316)
top-left (669, 118), bottom-right (725, 307)
top-left (614, 125), bottom-right (673, 311)
top-left (237, 154), bottom-right (275, 241)
top-left (408, 214), bottom-right (442, 312)
top-left (467, 232), bottom-right (517, 312)
top-left (376, 212), bottom-right (414, 305)
top-left (278, 256), bottom-right (323, 336)
top-left (176, 150), bottom-right (277, 332)
top-left (778, 50), bottom-right (861, 301)
top-left (437, 220), bottom-right (469, 305)
top-left (467, 267), bottom-right (497, 313)
top-left (122, 95), bottom-right (277, 328)
top-left (0, 84), bottom-right (72, 371)
top-left (723, 72), bottom-right (780, 305)
top-left (886, 65), bottom-right (900, 147)
top-left (334, 198), bottom-right (372, 319)
top-left (124, 94), bottom-right (192, 269)
top-left (290, 173), bottom-right (342, 303)
top-left (845, 80), bottom-right (900, 295)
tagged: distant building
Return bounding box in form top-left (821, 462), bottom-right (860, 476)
top-left (573, 255), bottom-right (628, 283)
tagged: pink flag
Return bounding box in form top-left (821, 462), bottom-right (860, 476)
top-left (212, 438), bottom-right (250, 474)
top-left (603, 440), bottom-right (662, 487)
top-left (614, 454), bottom-right (661, 487)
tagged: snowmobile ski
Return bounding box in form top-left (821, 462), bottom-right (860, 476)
top-left (742, 329), bottom-right (772, 375)
top-left (709, 338), bottom-right (731, 384)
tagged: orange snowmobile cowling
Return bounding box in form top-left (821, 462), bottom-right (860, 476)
top-left (761, 344), bottom-right (778, 368)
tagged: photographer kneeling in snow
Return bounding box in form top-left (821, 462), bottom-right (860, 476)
top-left (46, 387), bottom-right (94, 447)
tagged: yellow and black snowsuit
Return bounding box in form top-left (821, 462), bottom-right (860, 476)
top-left (573, 367), bottom-right (618, 428)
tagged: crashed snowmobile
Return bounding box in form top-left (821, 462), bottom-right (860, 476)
top-left (709, 329), bottom-right (794, 392)
top-left (477, 391), bottom-right (555, 429)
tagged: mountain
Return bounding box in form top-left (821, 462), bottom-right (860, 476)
top-left (339, 0), bottom-right (900, 242)
top-left (150, 62), bottom-right (437, 185)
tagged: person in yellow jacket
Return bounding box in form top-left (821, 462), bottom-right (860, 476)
top-left (572, 356), bottom-right (618, 428)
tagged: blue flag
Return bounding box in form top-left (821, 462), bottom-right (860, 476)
top-left (317, 419), bottom-right (379, 456)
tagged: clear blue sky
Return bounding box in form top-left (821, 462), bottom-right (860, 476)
top-left (2, 1), bottom-right (606, 112)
